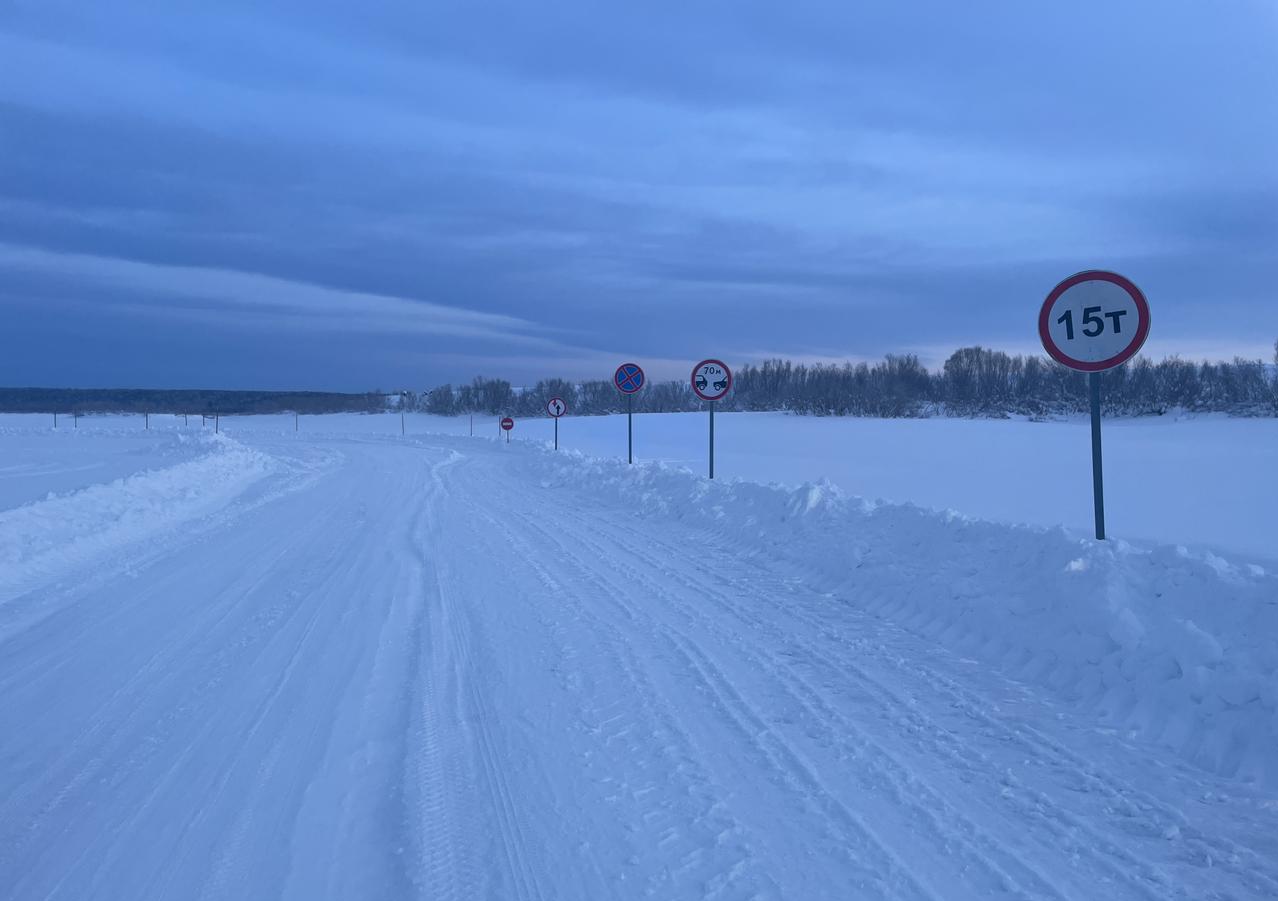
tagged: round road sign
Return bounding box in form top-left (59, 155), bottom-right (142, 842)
top-left (614, 363), bottom-right (646, 395)
top-left (691, 359), bottom-right (732, 402)
top-left (546, 397), bottom-right (567, 418)
top-left (1039, 271), bottom-right (1150, 372)
top-left (500, 417), bottom-right (514, 431)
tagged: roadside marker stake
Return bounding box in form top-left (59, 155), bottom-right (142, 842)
top-left (1038, 270), bottom-right (1151, 540)
top-left (691, 359), bottom-right (732, 479)
top-left (614, 363), bottom-right (646, 464)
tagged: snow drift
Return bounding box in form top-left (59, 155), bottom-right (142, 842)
top-left (0, 433), bottom-right (272, 605)
top-left (516, 444), bottom-right (1278, 788)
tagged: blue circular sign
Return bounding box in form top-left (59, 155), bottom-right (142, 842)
top-left (614, 363), bottom-right (646, 395)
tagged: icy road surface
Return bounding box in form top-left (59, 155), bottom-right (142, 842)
top-left (1, 429), bottom-right (1276, 900)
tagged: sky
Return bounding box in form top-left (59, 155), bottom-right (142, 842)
top-left (1, 1), bottom-right (1275, 391)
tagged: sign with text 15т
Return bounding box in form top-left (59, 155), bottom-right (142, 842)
top-left (1038, 270), bottom-right (1150, 372)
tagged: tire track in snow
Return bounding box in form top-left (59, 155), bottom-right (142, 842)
top-left (592, 515), bottom-right (1278, 901)
top-left (498, 504), bottom-right (979, 901)
top-left (423, 451), bottom-right (548, 901)
top-left (403, 449), bottom-right (483, 901)
top-left (558, 509), bottom-right (1190, 901)
top-left (462, 497), bottom-right (774, 899)
top-left (0, 491), bottom-right (354, 896)
top-left (468, 491), bottom-right (934, 900)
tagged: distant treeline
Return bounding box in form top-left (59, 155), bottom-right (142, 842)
top-left (416, 342), bottom-right (1278, 419)
top-left (0, 387), bottom-right (387, 415)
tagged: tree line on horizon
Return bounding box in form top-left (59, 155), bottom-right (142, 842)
top-left (413, 342), bottom-right (1278, 420)
top-left (0, 387), bottom-right (387, 416)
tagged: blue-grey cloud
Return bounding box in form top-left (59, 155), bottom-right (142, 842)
top-left (1, 0), bottom-right (1275, 389)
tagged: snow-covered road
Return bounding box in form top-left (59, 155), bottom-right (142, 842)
top-left (2, 431), bottom-right (1275, 900)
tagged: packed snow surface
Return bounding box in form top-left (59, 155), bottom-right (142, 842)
top-left (0, 412), bottom-right (1275, 900)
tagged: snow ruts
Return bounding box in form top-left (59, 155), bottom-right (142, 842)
top-left (1, 432), bottom-right (1276, 900)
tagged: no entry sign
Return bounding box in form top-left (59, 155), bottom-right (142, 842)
top-left (500, 417), bottom-right (514, 431)
top-left (1039, 271), bottom-right (1150, 372)
top-left (614, 363), bottom-right (645, 395)
top-left (546, 397), bottom-right (567, 418)
top-left (691, 359), bottom-right (732, 402)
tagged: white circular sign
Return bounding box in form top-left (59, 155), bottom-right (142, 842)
top-left (691, 359), bottom-right (732, 401)
top-left (546, 396), bottom-right (567, 418)
top-left (1039, 271), bottom-right (1150, 372)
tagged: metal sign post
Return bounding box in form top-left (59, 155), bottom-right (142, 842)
top-left (546, 397), bottom-right (567, 450)
top-left (614, 363), bottom-right (646, 464)
top-left (1039, 270), bottom-right (1151, 540)
top-left (691, 359), bottom-right (732, 479)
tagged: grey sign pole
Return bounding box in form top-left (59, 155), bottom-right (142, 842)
top-left (709, 404), bottom-right (715, 479)
top-left (1089, 372), bottom-right (1106, 540)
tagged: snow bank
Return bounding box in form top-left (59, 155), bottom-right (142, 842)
top-left (520, 446), bottom-right (1278, 788)
top-left (0, 433), bottom-right (272, 604)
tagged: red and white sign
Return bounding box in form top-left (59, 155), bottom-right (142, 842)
top-left (546, 397), bottom-right (567, 418)
top-left (500, 417), bottom-right (514, 431)
top-left (1039, 271), bottom-right (1150, 372)
top-left (691, 359), bottom-right (732, 401)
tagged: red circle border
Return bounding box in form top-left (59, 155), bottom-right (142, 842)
top-left (1038, 270), bottom-right (1151, 372)
top-left (614, 362), bottom-right (646, 395)
top-left (691, 358), bottom-right (733, 401)
top-left (546, 396), bottom-right (567, 418)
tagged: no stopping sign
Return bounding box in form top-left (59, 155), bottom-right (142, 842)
top-left (1039, 271), bottom-right (1150, 372)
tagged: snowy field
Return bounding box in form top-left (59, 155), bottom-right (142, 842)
top-left (0, 411), bottom-right (1276, 900)
top-left (413, 410), bottom-right (1278, 566)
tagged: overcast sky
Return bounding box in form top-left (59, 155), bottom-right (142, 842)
top-left (1, 1), bottom-right (1275, 390)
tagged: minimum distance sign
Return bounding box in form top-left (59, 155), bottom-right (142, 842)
top-left (691, 359), bottom-right (732, 401)
top-left (1039, 271), bottom-right (1150, 372)
top-left (546, 397), bottom-right (567, 418)
top-left (614, 363), bottom-right (645, 395)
